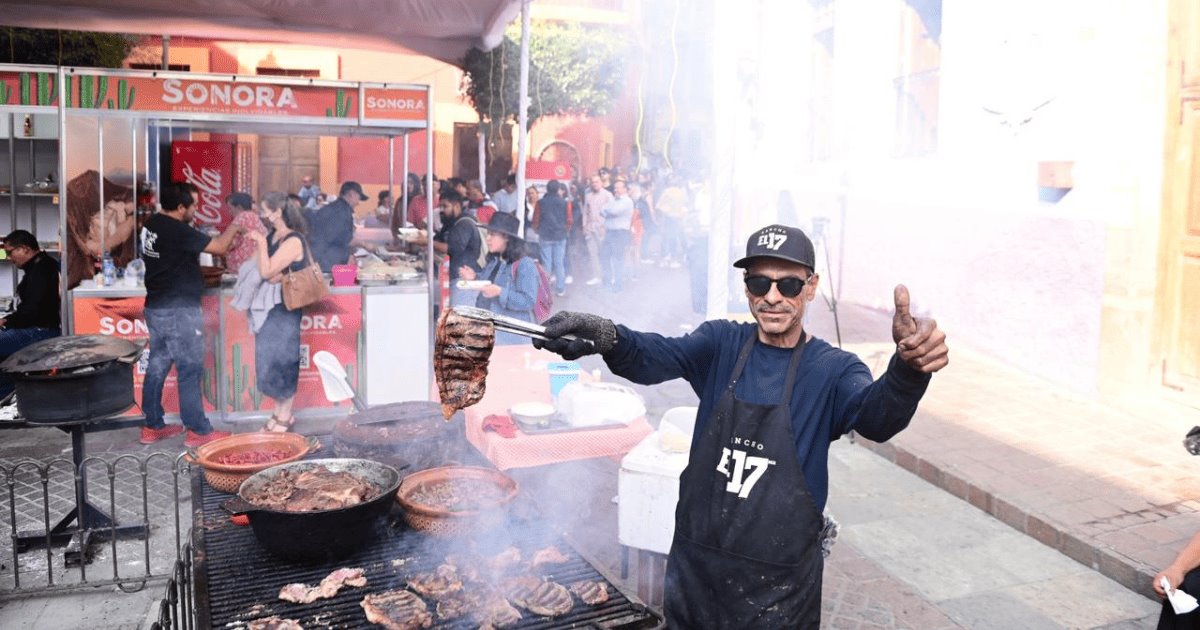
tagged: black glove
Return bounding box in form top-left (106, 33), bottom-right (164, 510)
top-left (532, 311), bottom-right (617, 360)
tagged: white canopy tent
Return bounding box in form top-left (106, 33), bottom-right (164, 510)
top-left (0, 0), bottom-right (524, 64)
top-left (0, 0), bottom-right (538, 227)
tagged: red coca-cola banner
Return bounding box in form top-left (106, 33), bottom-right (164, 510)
top-left (171, 140), bottom-right (235, 230)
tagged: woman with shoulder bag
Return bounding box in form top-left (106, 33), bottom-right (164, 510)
top-left (458, 213), bottom-right (539, 345)
top-left (247, 192), bottom-right (309, 432)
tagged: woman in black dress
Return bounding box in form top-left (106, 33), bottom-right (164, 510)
top-left (247, 192), bottom-right (307, 432)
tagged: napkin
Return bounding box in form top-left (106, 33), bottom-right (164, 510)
top-left (483, 414), bottom-right (518, 439)
top-left (1162, 577), bottom-right (1200, 615)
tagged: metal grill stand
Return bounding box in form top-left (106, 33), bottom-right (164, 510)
top-left (13, 411), bottom-right (149, 565)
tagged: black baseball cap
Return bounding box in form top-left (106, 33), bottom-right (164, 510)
top-left (732, 224), bottom-right (816, 270)
top-left (339, 181), bottom-right (369, 201)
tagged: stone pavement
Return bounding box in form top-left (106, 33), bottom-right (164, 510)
top-left (0, 251), bottom-right (1186, 628)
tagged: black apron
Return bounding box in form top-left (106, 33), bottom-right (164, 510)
top-left (664, 332), bottom-right (824, 629)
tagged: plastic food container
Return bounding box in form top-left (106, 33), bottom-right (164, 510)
top-left (331, 264), bottom-right (358, 287)
top-left (547, 361), bottom-right (581, 398)
top-left (509, 401), bottom-right (555, 430)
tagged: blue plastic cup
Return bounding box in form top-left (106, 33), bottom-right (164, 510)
top-left (548, 361), bottom-right (581, 398)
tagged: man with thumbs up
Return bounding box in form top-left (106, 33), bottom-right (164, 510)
top-left (534, 223), bottom-right (947, 629)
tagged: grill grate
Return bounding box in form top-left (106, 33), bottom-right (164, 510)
top-left (194, 474), bottom-right (662, 629)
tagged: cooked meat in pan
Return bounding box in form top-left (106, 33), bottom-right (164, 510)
top-left (360, 589), bottom-right (432, 630)
top-left (434, 309), bottom-right (495, 420)
top-left (569, 580), bottom-right (610, 605)
top-left (249, 466), bottom-right (378, 512)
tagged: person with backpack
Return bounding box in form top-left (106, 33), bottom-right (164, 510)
top-left (416, 191), bottom-right (483, 307)
top-left (457, 213), bottom-right (541, 345)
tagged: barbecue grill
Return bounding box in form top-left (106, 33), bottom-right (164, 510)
top-left (190, 465), bottom-right (664, 628)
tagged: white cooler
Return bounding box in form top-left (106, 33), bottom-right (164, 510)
top-left (618, 406), bottom-right (697, 554)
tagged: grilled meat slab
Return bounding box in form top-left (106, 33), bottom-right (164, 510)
top-left (474, 595), bottom-right (523, 628)
top-left (569, 580), bottom-right (610, 605)
top-left (278, 567), bottom-right (367, 603)
top-left (407, 564), bottom-right (464, 600)
top-left (360, 590), bottom-right (432, 630)
top-left (434, 309), bottom-right (495, 419)
top-left (505, 576), bottom-right (573, 617)
top-left (247, 616), bottom-right (304, 630)
top-left (489, 546), bottom-right (522, 575)
top-left (530, 545), bottom-right (569, 568)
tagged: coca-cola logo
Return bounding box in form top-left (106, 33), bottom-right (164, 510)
top-left (180, 162), bottom-right (224, 225)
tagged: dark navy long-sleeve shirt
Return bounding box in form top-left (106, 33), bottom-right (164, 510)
top-left (604, 320), bottom-right (931, 510)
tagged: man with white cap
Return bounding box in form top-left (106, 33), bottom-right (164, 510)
top-left (534, 223), bottom-right (949, 628)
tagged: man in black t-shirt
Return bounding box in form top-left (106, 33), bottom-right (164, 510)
top-left (139, 183), bottom-right (242, 447)
top-left (0, 230), bottom-right (61, 400)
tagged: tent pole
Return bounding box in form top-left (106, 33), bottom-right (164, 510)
top-left (477, 129), bottom-right (486, 193)
top-left (161, 35), bottom-right (170, 70)
top-left (516, 0), bottom-right (531, 237)
top-left (402, 133), bottom-right (410, 226)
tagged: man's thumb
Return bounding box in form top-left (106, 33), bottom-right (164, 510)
top-left (894, 284), bottom-right (913, 325)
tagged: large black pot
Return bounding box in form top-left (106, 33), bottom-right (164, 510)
top-left (223, 458), bottom-right (401, 561)
top-left (0, 335), bottom-right (142, 424)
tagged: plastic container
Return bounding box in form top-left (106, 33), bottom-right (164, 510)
top-left (332, 264), bottom-right (358, 287)
top-left (125, 259), bottom-right (145, 287)
top-left (618, 407), bottom-right (697, 555)
top-left (547, 361), bottom-right (581, 398)
top-left (101, 253), bottom-right (115, 287)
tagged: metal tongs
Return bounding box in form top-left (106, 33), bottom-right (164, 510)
top-left (452, 306), bottom-right (594, 349)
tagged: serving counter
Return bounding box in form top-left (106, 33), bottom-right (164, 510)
top-left (68, 280), bottom-right (431, 420)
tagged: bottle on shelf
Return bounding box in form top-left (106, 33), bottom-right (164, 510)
top-left (101, 253), bottom-right (116, 287)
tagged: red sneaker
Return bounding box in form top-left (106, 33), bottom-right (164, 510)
top-left (184, 430), bottom-right (232, 448)
top-left (139, 425), bottom-right (185, 445)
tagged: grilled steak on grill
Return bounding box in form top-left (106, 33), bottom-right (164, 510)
top-left (278, 567), bottom-right (367, 603)
top-left (247, 616), bottom-right (304, 630)
top-left (569, 580), bottom-right (610, 605)
top-left (474, 595), bottom-right (523, 629)
top-left (530, 545), bottom-right (570, 568)
top-left (360, 589), bottom-right (433, 630)
top-left (434, 309), bottom-right (495, 419)
top-left (505, 576), bottom-right (574, 617)
top-left (488, 546), bottom-right (522, 575)
top-left (407, 564), bottom-right (464, 600)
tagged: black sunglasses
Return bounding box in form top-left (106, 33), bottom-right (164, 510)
top-left (744, 274), bottom-right (811, 298)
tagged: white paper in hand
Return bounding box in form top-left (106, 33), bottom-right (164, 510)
top-left (1162, 577), bottom-right (1200, 614)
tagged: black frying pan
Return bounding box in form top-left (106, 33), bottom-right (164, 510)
top-left (222, 458), bottom-right (401, 561)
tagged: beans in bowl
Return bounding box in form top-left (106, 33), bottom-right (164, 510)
top-left (216, 449), bottom-right (293, 466)
top-left (408, 478), bottom-right (510, 512)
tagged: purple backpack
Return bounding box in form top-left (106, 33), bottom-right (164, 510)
top-left (511, 258), bottom-right (553, 323)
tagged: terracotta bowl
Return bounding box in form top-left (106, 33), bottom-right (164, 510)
top-left (186, 432), bottom-right (319, 493)
top-left (395, 466), bottom-right (518, 536)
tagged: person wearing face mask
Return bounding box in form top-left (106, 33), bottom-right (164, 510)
top-left (138, 183), bottom-right (243, 448)
top-left (534, 224), bottom-right (949, 629)
top-left (246, 192), bottom-right (308, 433)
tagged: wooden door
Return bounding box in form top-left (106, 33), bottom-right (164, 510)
top-left (257, 135), bottom-right (320, 197)
top-left (1160, 0), bottom-right (1200, 395)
